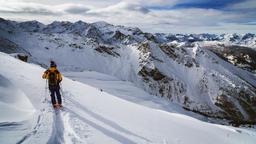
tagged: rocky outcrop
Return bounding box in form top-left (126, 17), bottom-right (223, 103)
top-left (95, 45), bottom-right (120, 57)
top-left (206, 45), bottom-right (256, 73)
top-left (136, 40), bottom-right (256, 124)
top-left (11, 53), bottom-right (29, 62)
top-left (215, 88), bottom-right (256, 124)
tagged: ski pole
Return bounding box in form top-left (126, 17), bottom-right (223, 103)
top-left (44, 79), bottom-right (48, 103)
top-left (60, 83), bottom-right (65, 103)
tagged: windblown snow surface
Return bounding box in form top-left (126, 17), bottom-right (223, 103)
top-left (0, 52), bottom-right (256, 144)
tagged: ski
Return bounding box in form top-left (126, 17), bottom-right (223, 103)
top-left (52, 104), bottom-right (63, 109)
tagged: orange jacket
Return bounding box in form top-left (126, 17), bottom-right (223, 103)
top-left (42, 67), bottom-right (62, 82)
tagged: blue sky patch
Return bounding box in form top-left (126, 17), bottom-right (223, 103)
top-left (149, 0), bottom-right (246, 10)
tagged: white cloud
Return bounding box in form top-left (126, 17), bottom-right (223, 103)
top-left (88, 2), bottom-right (150, 14)
top-left (228, 0), bottom-right (256, 9)
top-left (0, 0), bottom-right (255, 34)
top-left (123, 0), bottom-right (179, 6)
top-left (56, 3), bottom-right (90, 14)
top-left (0, 1), bottom-right (90, 15)
top-left (0, 1), bottom-right (58, 15)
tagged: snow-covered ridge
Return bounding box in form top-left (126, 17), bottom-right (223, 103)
top-left (2, 17), bottom-right (255, 47)
top-left (0, 17), bottom-right (256, 124)
top-left (155, 33), bottom-right (256, 47)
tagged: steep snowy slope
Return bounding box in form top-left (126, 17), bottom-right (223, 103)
top-left (63, 71), bottom-right (214, 122)
top-left (198, 43), bottom-right (256, 73)
top-left (1, 52), bottom-right (256, 144)
top-left (0, 18), bottom-right (256, 124)
top-left (137, 41), bottom-right (256, 123)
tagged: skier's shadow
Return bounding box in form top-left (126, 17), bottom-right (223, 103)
top-left (65, 97), bottom-right (151, 143)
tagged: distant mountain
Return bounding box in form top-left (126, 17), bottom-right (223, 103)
top-left (155, 33), bottom-right (256, 47)
top-left (0, 17), bottom-right (255, 124)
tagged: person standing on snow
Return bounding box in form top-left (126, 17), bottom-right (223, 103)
top-left (42, 61), bottom-right (63, 108)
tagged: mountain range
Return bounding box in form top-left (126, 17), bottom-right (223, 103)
top-left (0, 17), bottom-right (256, 125)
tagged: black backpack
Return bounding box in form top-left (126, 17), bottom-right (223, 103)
top-left (48, 70), bottom-right (58, 86)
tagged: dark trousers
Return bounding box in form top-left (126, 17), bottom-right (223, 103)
top-left (49, 85), bottom-right (62, 105)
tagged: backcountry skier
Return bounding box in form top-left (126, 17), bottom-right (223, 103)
top-left (42, 61), bottom-right (63, 108)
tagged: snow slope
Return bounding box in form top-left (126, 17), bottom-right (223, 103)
top-left (63, 71), bottom-right (211, 122)
top-left (0, 20), bottom-right (256, 123)
top-left (0, 18), bottom-right (256, 123)
top-left (0, 52), bottom-right (256, 144)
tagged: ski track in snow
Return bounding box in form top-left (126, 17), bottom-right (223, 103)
top-left (37, 91), bottom-right (151, 144)
top-left (16, 79), bottom-right (256, 144)
top-left (1, 74), bottom-right (255, 144)
top-left (47, 109), bottom-right (65, 144)
top-left (0, 108), bottom-right (48, 144)
top-left (64, 93), bottom-right (152, 144)
top-left (1, 73), bottom-right (256, 144)
top-left (23, 100), bottom-right (86, 144)
top-left (19, 90), bottom-right (140, 144)
top-left (15, 106), bottom-right (54, 144)
top-left (13, 100), bottom-right (83, 144)
top-left (16, 114), bottom-right (42, 144)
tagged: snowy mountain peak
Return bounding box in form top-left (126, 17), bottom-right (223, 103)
top-left (92, 21), bottom-right (114, 28)
top-left (18, 20), bottom-right (45, 32)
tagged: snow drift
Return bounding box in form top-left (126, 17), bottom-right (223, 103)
top-left (0, 75), bottom-right (35, 122)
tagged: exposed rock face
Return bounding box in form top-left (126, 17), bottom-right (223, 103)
top-left (159, 44), bottom-right (178, 60)
top-left (15, 53), bottom-right (29, 62)
top-left (159, 43), bottom-right (199, 67)
top-left (143, 32), bottom-right (156, 42)
top-left (139, 67), bottom-right (172, 97)
top-left (215, 88), bottom-right (256, 124)
top-left (135, 40), bottom-right (256, 123)
top-left (85, 25), bottom-right (103, 42)
top-left (95, 45), bottom-right (120, 57)
top-left (113, 30), bottom-right (127, 41)
top-left (205, 45), bottom-right (256, 74)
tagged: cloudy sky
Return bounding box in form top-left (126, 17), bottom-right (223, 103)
top-left (0, 0), bottom-right (255, 34)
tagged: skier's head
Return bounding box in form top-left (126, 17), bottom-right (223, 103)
top-left (50, 61), bottom-right (57, 68)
